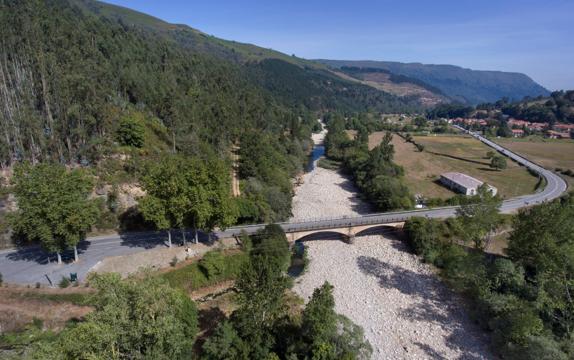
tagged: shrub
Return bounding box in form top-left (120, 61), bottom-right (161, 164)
top-left (170, 256), bottom-right (179, 267)
top-left (403, 217), bottom-right (444, 261)
top-left (117, 114), bottom-right (145, 148)
top-left (0, 272), bottom-right (3, 286)
top-left (317, 158), bottom-right (341, 170)
top-left (161, 252), bottom-right (246, 291)
top-left (199, 251), bottom-right (226, 279)
top-left (59, 276), bottom-right (71, 288)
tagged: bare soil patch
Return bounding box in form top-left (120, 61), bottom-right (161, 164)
top-left (0, 287), bottom-right (94, 333)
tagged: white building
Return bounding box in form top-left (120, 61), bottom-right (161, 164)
top-left (439, 172), bottom-right (497, 196)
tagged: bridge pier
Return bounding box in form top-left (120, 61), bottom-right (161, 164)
top-left (345, 234), bottom-right (355, 244)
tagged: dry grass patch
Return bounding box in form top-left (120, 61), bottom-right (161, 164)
top-left (368, 133), bottom-right (540, 199)
top-left (497, 137), bottom-right (574, 188)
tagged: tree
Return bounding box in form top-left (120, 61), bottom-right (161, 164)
top-left (413, 116), bottom-right (428, 128)
top-left (302, 282), bottom-right (338, 355)
top-left (201, 321), bottom-right (250, 360)
top-left (117, 113), bottom-right (145, 148)
top-left (33, 273), bottom-right (198, 359)
top-left (403, 217), bottom-right (444, 262)
top-left (230, 226), bottom-right (291, 358)
top-left (506, 194), bottom-right (574, 337)
top-left (250, 224), bottom-right (291, 272)
top-left (455, 184), bottom-right (502, 249)
top-left (11, 163), bottom-right (99, 263)
top-left (299, 282), bottom-right (372, 360)
top-left (139, 155), bottom-right (237, 247)
top-left (490, 155), bottom-right (507, 171)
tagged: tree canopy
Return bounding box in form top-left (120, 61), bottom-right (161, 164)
top-left (10, 162), bottom-right (99, 262)
top-left (139, 155), bottom-right (237, 245)
top-left (33, 273), bottom-right (198, 359)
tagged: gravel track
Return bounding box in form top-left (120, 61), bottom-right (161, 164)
top-left (290, 127), bottom-right (492, 359)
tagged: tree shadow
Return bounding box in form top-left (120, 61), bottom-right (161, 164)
top-left (427, 151), bottom-right (490, 166)
top-left (354, 226), bottom-right (403, 239)
top-left (5, 238), bottom-right (92, 265)
top-left (478, 168), bottom-right (499, 172)
top-left (117, 229), bottom-right (211, 249)
top-left (334, 172), bottom-right (372, 215)
top-left (356, 255), bottom-right (491, 359)
top-left (194, 307), bottom-right (228, 353)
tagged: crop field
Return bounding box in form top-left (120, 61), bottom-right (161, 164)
top-left (497, 137), bottom-right (574, 188)
top-left (368, 132), bottom-right (541, 200)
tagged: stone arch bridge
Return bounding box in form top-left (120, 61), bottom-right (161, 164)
top-left (285, 221), bottom-right (405, 243)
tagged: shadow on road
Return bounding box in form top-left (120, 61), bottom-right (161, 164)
top-left (5, 240), bottom-right (91, 265)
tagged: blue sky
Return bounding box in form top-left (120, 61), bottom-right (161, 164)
top-left (103, 0), bottom-right (573, 90)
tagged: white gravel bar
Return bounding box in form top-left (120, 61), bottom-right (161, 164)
top-left (290, 126), bottom-right (492, 359)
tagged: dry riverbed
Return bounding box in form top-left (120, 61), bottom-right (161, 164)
top-left (290, 127), bottom-right (492, 359)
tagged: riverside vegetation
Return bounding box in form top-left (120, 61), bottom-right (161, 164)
top-left (2, 225), bottom-right (372, 360)
top-left (403, 191), bottom-right (574, 359)
top-left (323, 113), bottom-right (414, 211)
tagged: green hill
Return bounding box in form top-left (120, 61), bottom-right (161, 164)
top-left (317, 59), bottom-right (550, 105)
top-left (0, 0), bottom-right (418, 168)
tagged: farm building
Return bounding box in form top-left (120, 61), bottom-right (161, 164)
top-left (439, 172), bottom-right (498, 196)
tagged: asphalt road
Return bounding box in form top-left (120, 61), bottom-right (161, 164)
top-left (0, 128), bottom-right (568, 285)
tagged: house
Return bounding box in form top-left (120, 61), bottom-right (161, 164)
top-left (547, 130), bottom-right (571, 139)
top-left (508, 119), bottom-right (529, 128)
top-left (554, 123), bottom-right (574, 132)
top-left (439, 172), bottom-right (498, 196)
top-left (511, 129), bottom-right (525, 138)
top-left (529, 122), bottom-right (548, 131)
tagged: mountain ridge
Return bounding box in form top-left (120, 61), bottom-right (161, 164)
top-left (316, 59), bottom-right (550, 105)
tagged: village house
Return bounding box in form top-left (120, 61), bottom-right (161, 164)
top-left (511, 129), bottom-right (525, 137)
top-left (553, 123), bottom-right (574, 133)
top-left (547, 130), bottom-right (571, 139)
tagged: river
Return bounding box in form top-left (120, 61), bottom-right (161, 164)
top-left (290, 123), bottom-right (492, 359)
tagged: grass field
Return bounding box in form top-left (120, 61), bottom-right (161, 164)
top-left (368, 132), bottom-right (541, 200)
top-left (497, 137), bottom-right (574, 188)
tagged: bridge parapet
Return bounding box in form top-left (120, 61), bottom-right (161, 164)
top-left (287, 221), bottom-right (405, 242)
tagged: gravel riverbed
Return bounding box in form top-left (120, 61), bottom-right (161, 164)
top-left (290, 127), bottom-right (492, 359)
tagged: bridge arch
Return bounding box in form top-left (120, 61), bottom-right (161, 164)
top-left (287, 222), bottom-right (404, 243)
top-left (290, 230), bottom-right (350, 243)
top-left (353, 224), bottom-right (402, 239)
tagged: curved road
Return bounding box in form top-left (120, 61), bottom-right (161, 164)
top-left (0, 128), bottom-right (568, 284)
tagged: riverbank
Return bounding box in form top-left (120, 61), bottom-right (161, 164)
top-left (290, 124), bottom-right (492, 359)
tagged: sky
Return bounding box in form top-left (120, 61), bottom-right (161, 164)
top-left (103, 0), bottom-right (574, 90)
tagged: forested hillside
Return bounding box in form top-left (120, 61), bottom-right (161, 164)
top-left (318, 59), bottom-right (550, 105)
top-left (0, 0), bottom-right (422, 232)
top-left (478, 90), bottom-right (574, 124)
top-left (0, 0), bottom-right (418, 168)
